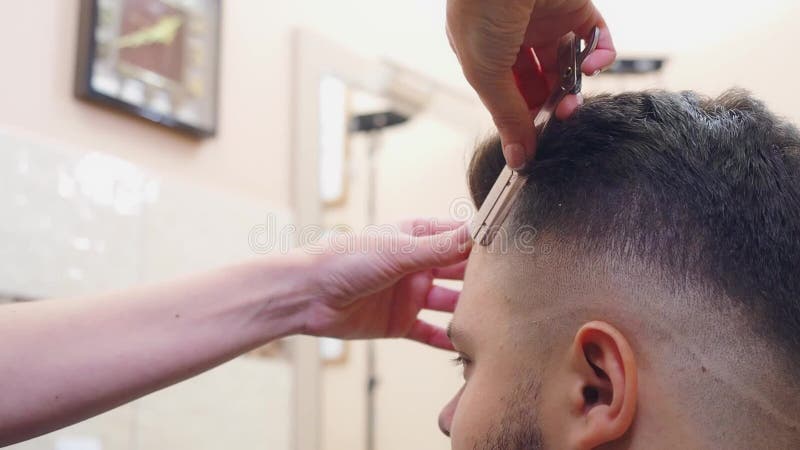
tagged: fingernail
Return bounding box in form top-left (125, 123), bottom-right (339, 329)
top-left (577, 93), bottom-right (585, 106)
top-left (591, 69), bottom-right (601, 76)
top-left (504, 144), bottom-right (525, 169)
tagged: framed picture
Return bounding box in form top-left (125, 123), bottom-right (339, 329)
top-left (75, 0), bottom-right (221, 137)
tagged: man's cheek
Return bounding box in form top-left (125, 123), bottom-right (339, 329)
top-left (449, 391), bottom-right (480, 450)
top-left (449, 383), bottom-right (502, 449)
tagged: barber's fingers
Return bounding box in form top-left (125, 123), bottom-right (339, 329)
top-left (406, 319), bottom-right (454, 351)
top-left (432, 260), bottom-right (468, 280)
top-left (527, 2), bottom-right (615, 76)
top-left (555, 94), bottom-right (583, 120)
top-left (425, 285), bottom-right (461, 313)
top-left (398, 218), bottom-right (464, 237)
top-left (472, 70), bottom-right (537, 170)
top-left (447, 0), bottom-right (537, 169)
top-left (394, 224), bottom-right (472, 274)
top-left (575, 13), bottom-right (616, 75)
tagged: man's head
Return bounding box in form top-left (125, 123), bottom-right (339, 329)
top-left (441, 90), bottom-right (800, 449)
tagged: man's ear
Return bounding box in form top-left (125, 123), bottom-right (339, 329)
top-left (567, 321), bottom-right (638, 449)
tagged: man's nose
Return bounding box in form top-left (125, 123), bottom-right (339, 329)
top-left (438, 387), bottom-right (464, 437)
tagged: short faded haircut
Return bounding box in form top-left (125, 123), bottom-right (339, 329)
top-left (468, 90), bottom-right (800, 365)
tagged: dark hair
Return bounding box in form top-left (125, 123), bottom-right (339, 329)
top-left (469, 90), bottom-right (800, 358)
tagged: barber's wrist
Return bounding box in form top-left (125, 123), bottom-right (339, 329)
top-left (241, 249), bottom-right (321, 342)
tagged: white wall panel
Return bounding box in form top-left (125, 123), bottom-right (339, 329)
top-left (0, 129), bottom-right (294, 450)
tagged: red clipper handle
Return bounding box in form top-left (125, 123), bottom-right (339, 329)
top-left (512, 46), bottom-right (549, 111)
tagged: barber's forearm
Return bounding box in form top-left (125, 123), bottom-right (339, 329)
top-left (0, 253), bottom-right (315, 446)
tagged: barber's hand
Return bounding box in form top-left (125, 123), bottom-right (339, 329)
top-left (446, 0), bottom-right (615, 169)
top-left (302, 219), bottom-right (471, 350)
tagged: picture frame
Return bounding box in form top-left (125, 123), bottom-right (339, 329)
top-left (74, 0), bottom-right (221, 138)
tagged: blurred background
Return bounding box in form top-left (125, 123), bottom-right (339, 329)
top-left (0, 0), bottom-right (797, 449)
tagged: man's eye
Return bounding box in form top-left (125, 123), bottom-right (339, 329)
top-left (451, 354), bottom-right (471, 368)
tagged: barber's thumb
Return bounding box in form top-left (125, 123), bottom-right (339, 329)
top-left (398, 225), bottom-right (472, 272)
top-left (477, 72), bottom-right (536, 169)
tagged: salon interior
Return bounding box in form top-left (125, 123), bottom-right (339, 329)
top-left (1, 1), bottom-right (797, 449)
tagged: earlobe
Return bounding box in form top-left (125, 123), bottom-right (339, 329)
top-left (567, 321), bottom-right (638, 449)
